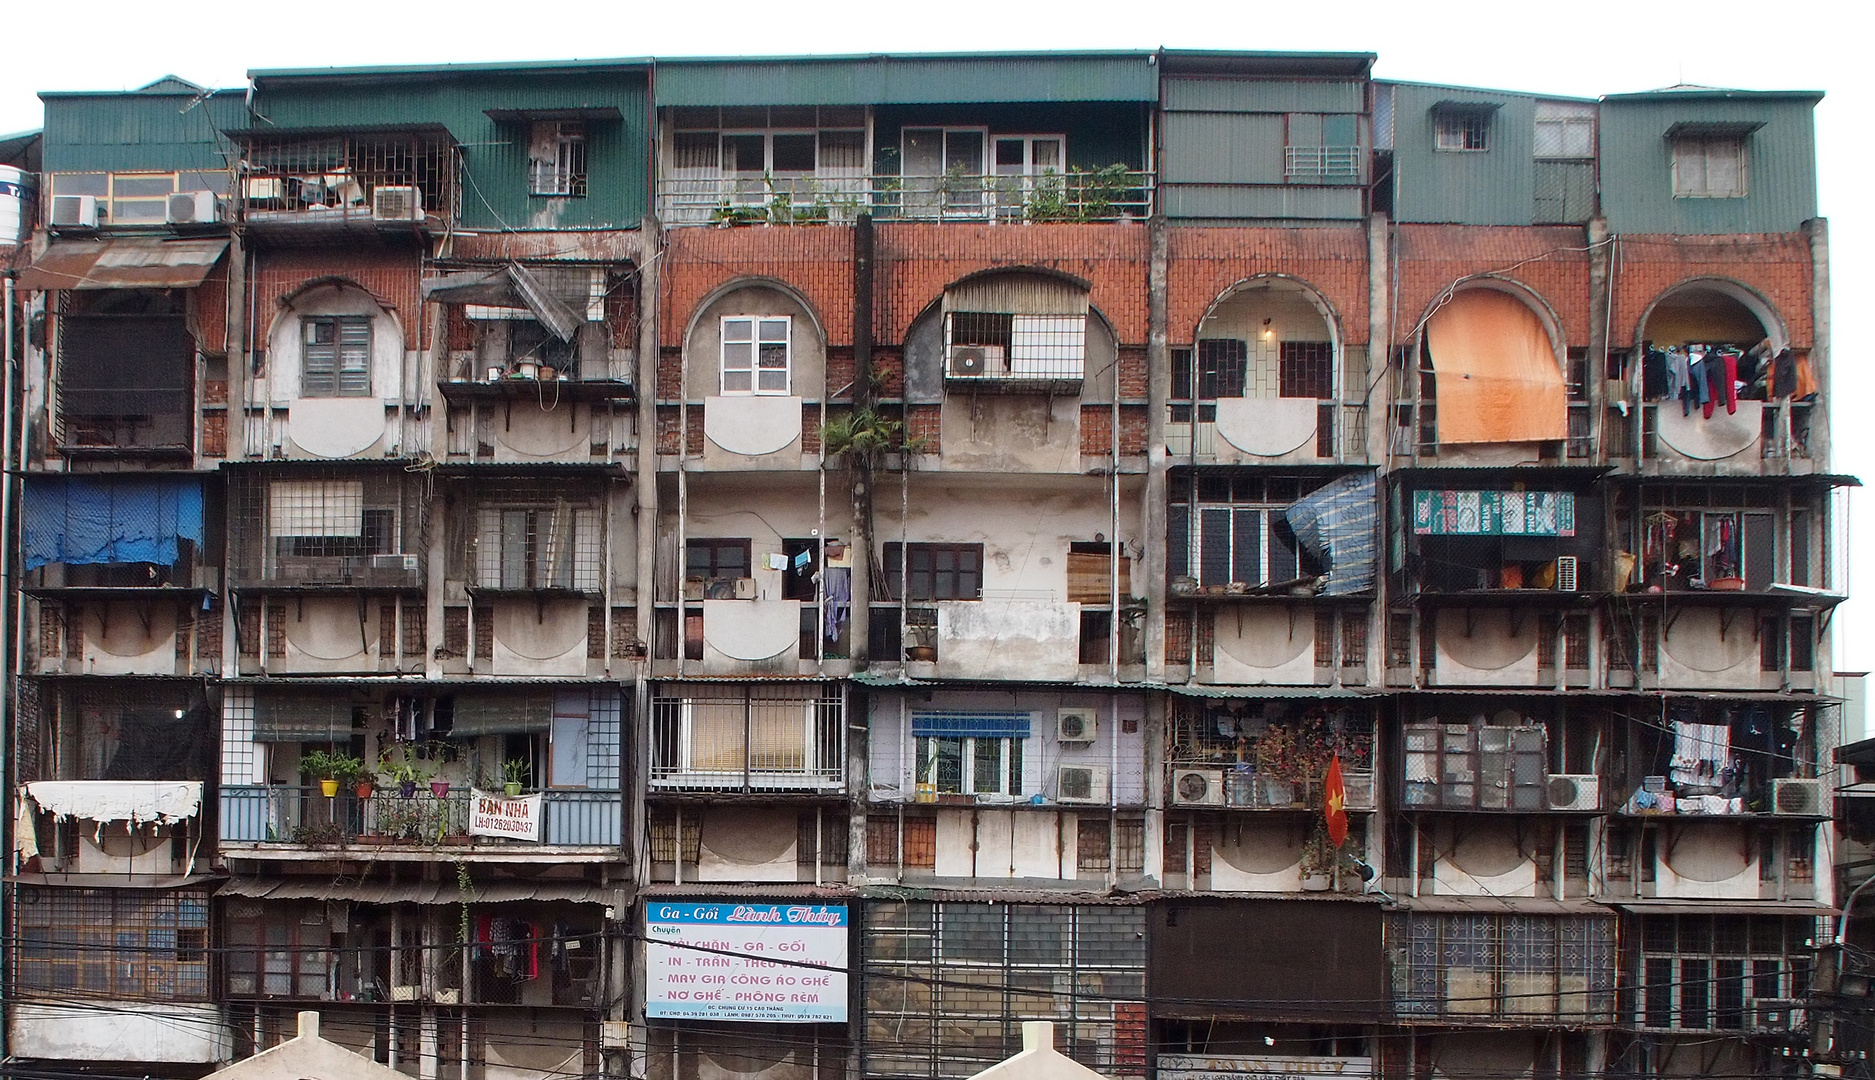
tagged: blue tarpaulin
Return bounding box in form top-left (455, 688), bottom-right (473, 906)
top-left (1286, 472), bottom-right (1377, 596)
top-left (23, 476), bottom-right (205, 570)
top-left (911, 711), bottom-right (1033, 738)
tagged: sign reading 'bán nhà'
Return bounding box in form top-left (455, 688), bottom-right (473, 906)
top-left (468, 789), bottom-right (541, 841)
top-left (645, 903), bottom-right (848, 1022)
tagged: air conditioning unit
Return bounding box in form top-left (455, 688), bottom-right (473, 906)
top-left (1171, 768), bottom-right (1225, 807)
top-left (1546, 773), bottom-right (1601, 811)
top-left (245, 176), bottom-right (284, 203)
top-left (1554, 555), bottom-right (1579, 592)
top-left (166, 190), bottom-right (218, 225)
top-left (50, 194), bottom-right (98, 227)
top-left (1746, 999), bottom-right (1805, 1033)
top-left (1342, 769), bottom-right (1376, 812)
top-left (1056, 708), bottom-right (1097, 743)
top-left (732, 577), bottom-right (757, 600)
top-left (1057, 764), bottom-right (1109, 805)
top-left (948, 344), bottom-right (1006, 378)
top-left (1771, 777), bottom-right (1827, 817)
top-left (371, 553), bottom-right (419, 572)
top-left (372, 185), bottom-right (423, 221)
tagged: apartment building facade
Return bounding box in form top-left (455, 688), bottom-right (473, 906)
top-left (0, 51), bottom-right (1847, 1080)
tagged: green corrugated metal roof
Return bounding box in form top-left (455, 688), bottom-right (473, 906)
top-left (1602, 85), bottom-right (1823, 103)
top-left (250, 56), bottom-right (652, 84)
top-left (655, 52), bottom-right (1159, 106)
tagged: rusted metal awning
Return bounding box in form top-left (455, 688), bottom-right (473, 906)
top-left (17, 236), bottom-right (229, 291)
top-left (218, 875), bottom-right (626, 906)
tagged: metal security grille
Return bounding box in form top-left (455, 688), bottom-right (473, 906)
top-left (228, 469), bottom-right (428, 588)
top-left (650, 685), bottom-right (843, 791)
top-left (300, 315), bottom-right (372, 397)
top-left (241, 133), bottom-right (456, 216)
top-left (1390, 913), bottom-right (1615, 1022)
top-left (862, 902), bottom-right (1147, 1080)
top-left (454, 478), bottom-right (605, 595)
top-left (1278, 341), bottom-right (1334, 399)
top-left (1636, 915), bottom-right (1814, 1030)
top-left (13, 887), bottom-right (212, 1001)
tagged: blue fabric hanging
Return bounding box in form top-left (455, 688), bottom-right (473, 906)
top-left (23, 476), bottom-right (205, 570)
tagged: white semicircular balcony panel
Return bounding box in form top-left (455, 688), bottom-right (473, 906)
top-left (1435, 610), bottom-right (1538, 685)
top-left (1655, 399), bottom-right (1762, 460)
top-left (1660, 608), bottom-right (1758, 687)
top-left (1213, 397), bottom-right (1318, 457)
top-left (288, 398), bottom-right (386, 458)
top-left (698, 808), bottom-right (798, 882)
top-left (86, 602), bottom-right (179, 674)
top-left (1434, 826), bottom-right (1538, 896)
top-left (282, 601), bottom-right (371, 662)
top-left (1655, 822), bottom-right (1759, 898)
top-left (492, 599), bottom-right (589, 669)
top-left (1211, 607), bottom-right (1315, 684)
top-left (496, 404), bottom-right (591, 460)
top-left (704, 395), bottom-right (802, 457)
top-left (701, 599), bottom-right (801, 661)
top-left (1209, 822), bottom-right (1305, 891)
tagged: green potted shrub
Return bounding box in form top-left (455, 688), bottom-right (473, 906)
top-left (301, 750), bottom-right (363, 799)
top-left (501, 758), bottom-right (529, 798)
top-left (379, 747), bottom-right (434, 800)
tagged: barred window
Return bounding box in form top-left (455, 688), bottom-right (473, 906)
top-left (1636, 914), bottom-right (1813, 1030)
top-left (14, 887), bottom-right (211, 1001)
top-left (1390, 913), bottom-right (1614, 1022)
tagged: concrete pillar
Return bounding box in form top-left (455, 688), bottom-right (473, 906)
top-left (1144, 215), bottom-right (1169, 683)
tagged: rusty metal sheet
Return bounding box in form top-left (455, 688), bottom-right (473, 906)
top-left (16, 237), bottom-right (228, 291)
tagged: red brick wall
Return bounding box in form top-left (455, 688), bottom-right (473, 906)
top-left (660, 227), bottom-right (855, 349)
top-left (194, 263), bottom-right (229, 354)
top-left (1080, 404), bottom-right (1148, 456)
top-left (1394, 225), bottom-right (1593, 347)
top-left (906, 404), bottom-right (942, 454)
top-left (1117, 346), bottom-right (1147, 401)
top-left (251, 248), bottom-right (426, 351)
top-left (1167, 226), bottom-right (1371, 346)
top-left (876, 221), bottom-right (1150, 345)
top-left (1611, 233), bottom-right (1814, 350)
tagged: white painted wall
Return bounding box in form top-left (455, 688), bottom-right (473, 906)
top-left (11, 1003), bottom-right (229, 1063)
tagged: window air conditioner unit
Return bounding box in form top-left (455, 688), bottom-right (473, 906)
top-left (372, 185), bottom-right (423, 222)
top-left (1554, 555), bottom-right (1579, 592)
top-left (948, 344), bottom-right (1006, 378)
top-left (50, 194), bottom-right (98, 228)
top-left (1056, 708), bottom-right (1097, 743)
top-left (1171, 768), bottom-right (1225, 807)
top-left (1342, 769), bottom-right (1376, 812)
top-left (1771, 777), bottom-right (1827, 817)
top-left (1546, 773), bottom-right (1601, 811)
top-left (166, 190), bottom-right (219, 225)
top-left (371, 553), bottom-right (419, 572)
top-left (733, 577), bottom-right (757, 600)
top-left (1057, 764), bottom-right (1109, 805)
top-left (245, 177), bottom-right (284, 203)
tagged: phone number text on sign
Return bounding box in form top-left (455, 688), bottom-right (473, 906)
top-left (645, 904), bottom-right (848, 1022)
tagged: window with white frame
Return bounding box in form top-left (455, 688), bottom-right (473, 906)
top-left (1534, 101), bottom-right (1596, 159)
top-left (1435, 112), bottom-right (1491, 152)
top-left (915, 735), bottom-right (1024, 796)
top-left (649, 688), bottom-right (844, 787)
top-left (528, 121), bottom-right (587, 197)
top-left (269, 479), bottom-right (390, 559)
top-left (1166, 474), bottom-right (1324, 589)
top-left (1672, 136), bottom-right (1748, 198)
top-left (300, 315), bottom-right (372, 398)
top-left (721, 315), bottom-right (791, 394)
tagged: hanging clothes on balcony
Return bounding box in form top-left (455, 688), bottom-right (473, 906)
top-left (824, 566), bottom-right (851, 642)
top-left (1670, 721), bottom-right (1731, 787)
top-left (22, 475), bottom-right (205, 570)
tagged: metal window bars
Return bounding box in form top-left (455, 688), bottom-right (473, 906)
top-left (656, 168), bottom-right (1153, 227)
top-left (452, 479), bottom-right (606, 595)
top-left (227, 469), bottom-right (428, 588)
top-left (649, 688), bottom-right (844, 791)
top-left (239, 132), bottom-right (457, 221)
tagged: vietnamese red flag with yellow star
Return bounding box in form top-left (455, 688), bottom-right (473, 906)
top-left (1324, 753), bottom-right (1348, 848)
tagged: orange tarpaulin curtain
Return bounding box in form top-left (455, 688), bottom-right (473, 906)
top-left (1425, 289), bottom-right (1567, 445)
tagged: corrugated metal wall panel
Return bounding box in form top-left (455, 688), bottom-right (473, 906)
top-left (1599, 96), bottom-right (1818, 234)
top-left (1159, 183), bottom-right (1364, 221)
top-left (1161, 113), bottom-right (1284, 185)
top-left (250, 73), bottom-right (650, 230)
top-left (42, 92), bottom-right (244, 173)
top-left (1162, 77), bottom-right (1364, 115)
top-left (656, 55), bottom-right (1158, 106)
top-left (1389, 84), bottom-right (1538, 226)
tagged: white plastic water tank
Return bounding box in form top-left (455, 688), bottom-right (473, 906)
top-left (0, 165), bottom-right (33, 247)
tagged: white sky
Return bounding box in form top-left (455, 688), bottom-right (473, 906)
top-left (4, 0), bottom-right (1868, 664)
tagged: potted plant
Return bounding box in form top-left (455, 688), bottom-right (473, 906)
top-left (379, 747), bottom-right (434, 800)
top-left (501, 758), bottom-right (529, 798)
top-left (352, 762), bottom-right (378, 800)
top-left (302, 750), bottom-right (362, 799)
top-left (1299, 827), bottom-right (1335, 892)
top-left (431, 779), bottom-right (451, 799)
